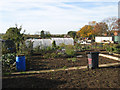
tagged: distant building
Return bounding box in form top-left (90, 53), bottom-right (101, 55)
top-left (95, 36), bottom-right (113, 43)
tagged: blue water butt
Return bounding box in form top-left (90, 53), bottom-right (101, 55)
top-left (16, 55), bottom-right (26, 71)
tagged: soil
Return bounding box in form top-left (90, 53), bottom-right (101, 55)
top-left (25, 52), bottom-right (120, 71)
top-left (2, 51), bottom-right (120, 88)
top-left (2, 65), bottom-right (120, 88)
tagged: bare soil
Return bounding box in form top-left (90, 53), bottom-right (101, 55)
top-left (2, 51), bottom-right (120, 88)
top-left (25, 53), bottom-right (120, 71)
top-left (2, 65), bottom-right (120, 88)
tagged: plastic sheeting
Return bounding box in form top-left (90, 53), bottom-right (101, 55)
top-left (26, 38), bottom-right (74, 48)
top-left (51, 38), bottom-right (74, 46)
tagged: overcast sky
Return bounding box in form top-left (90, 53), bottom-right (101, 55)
top-left (0, 0), bottom-right (119, 34)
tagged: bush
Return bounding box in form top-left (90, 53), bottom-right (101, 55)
top-left (34, 45), bottom-right (41, 53)
top-left (44, 53), bottom-right (51, 59)
top-left (103, 43), bottom-right (120, 53)
top-left (51, 53), bottom-right (57, 58)
top-left (65, 45), bottom-right (75, 57)
top-left (1, 53), bottom-right (16, 72)
top-left (52, 40), bottom-right (56, 48)
top-left (46, 46), bottom-right (53, 51)
top-left (112, 44), bottom-right (120, 53)
top-left (2, 40), bottom-right (16, 54)
top-left (75, 43), bottom-right (81, 51)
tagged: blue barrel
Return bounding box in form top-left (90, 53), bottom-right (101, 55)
top-left (16, 55), bottom-right (26, 71)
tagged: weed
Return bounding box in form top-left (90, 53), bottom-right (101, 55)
top-left (67, 58), bottom-right (77, 62)
top-left (63, 66), bottom-right (67, 69)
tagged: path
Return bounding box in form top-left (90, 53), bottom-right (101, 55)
top-left (99, 54), bottom-right (120, 61)
top-left (8, 62), bottom-right (120, 75)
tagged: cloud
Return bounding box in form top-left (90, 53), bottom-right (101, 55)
top-left (0, 1), bottom-right (118, 34)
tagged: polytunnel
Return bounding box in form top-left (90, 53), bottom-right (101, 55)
top-left (51, 38), bottom-right (74, 46)
top-left (25, 38), bottom-right (74, 49)
top-left (26, 39), bottom-right (52, 49)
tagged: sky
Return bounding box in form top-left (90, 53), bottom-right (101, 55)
top-left (0, 0), bottom-right (119, 34)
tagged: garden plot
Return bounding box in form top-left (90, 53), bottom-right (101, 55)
top-left (25, 54), bottom-right (120, 71)
top-left (2, 52), bottom-right (120, 88)
top-left (2, 65), bottom-right (120, 88)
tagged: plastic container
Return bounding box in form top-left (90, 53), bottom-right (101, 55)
top-left (87, 52), bottom-right (99, 69)
top-left (16, 55), bottom-right (26, 71)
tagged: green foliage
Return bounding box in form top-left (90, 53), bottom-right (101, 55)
top-left (67, 31), bottom-right (76, 39)
top-left (2, 25), bottom-right (25, 54)
top-left (65, 45), bottom-right (75, 57)
top-left (2, 40), bottom-right (16, 54)
top-left (103, 43), bottom-right (120, 53)
top-left (43, 52), bottom-right (60, 59)
top-left (1, 53), bottom-right (16, 72)
top-left (41, 30), bottom-right (45, 38)
top-left (67, 58), bottom-right (77, 62)
top-left (46, 46), bottom-right (53, 51)
top-left (75, 43), bottom-right (81, 51)
top-left (63, 66), bottom-right (67, 69)
top-left (43, 53), bottom-right (51, 59)
top-left (51, 53), bottom-right (57, 58)
top-left (52, 40), bottom-right (56, 48)
top-left (34, 45), bottom-right (41, 53)
top-left (57, 52), bottom-right (64, 57)
top-left (112, 44), bottom-right (120, 53)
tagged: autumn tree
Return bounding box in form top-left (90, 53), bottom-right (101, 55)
top-left (77, 25), bottom-right (94, 38)
top-left (88, 21), bottom-right (97, 27)
top-left (93, 22), bottom-right (108, 36)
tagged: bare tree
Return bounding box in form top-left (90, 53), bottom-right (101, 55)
top-left (103, 17), bottom-right (117, 31)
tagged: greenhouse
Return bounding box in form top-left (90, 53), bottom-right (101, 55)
top-left (26, 38), bottom-right (74, 48)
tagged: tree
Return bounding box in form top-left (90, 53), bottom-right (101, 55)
top-left (112, 18), bottom-right (120, 31)
top-left (103, 17), bottom-right (117, 31)
top-left (93, 22), bottom-right (108, 36)
top-left (67, 31), bottom-right (76, 39)
top-left (88, 21), bottom-right (97, 27)
top-left (2, 25), bottom-right (25, 53)
top-left (41, 30), bottom-right (45, 38)
top-left (77, 25), bottom-right (94, 38)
